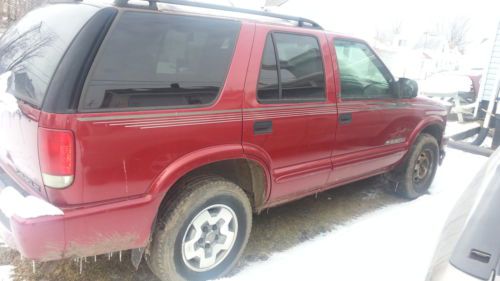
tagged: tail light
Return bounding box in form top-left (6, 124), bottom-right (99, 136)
top-left (38, 128), bottom-right (75, 189)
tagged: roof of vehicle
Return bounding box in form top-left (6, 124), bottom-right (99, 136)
top-left (71, 0), bottom-right (363, 41)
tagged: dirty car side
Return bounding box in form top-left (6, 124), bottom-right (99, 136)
top-left (0, 2), bottom-right (447, 261)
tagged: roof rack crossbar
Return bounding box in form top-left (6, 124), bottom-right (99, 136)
top-left (116, 0), bottom-right (323, 30)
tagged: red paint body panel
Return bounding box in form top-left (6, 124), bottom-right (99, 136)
top-left (242, 24), bottom-right (338, 200)
top-left (0, 9), bottom-right (447, 261)
top-left (1, 194), bottom-right (162, 260)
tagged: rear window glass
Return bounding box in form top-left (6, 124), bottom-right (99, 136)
top-left (81, 12), bottom-right (240, 111)
top-left (0, 4), bottom-right (98, 107)
top-left (257, 33), bottom-right (325, 103)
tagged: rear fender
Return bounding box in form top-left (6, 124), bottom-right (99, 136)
top-left (148, 145), bottom-right (272, 201)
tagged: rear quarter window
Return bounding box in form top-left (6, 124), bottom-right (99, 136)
top-left (81, 11), bottom-right (241, 111)
top-left (0, 4), bottom-right (98, 107)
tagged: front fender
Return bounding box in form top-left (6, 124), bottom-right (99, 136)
top-left (407, 116), bottom-right (446, 147)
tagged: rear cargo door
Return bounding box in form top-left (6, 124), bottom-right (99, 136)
top-left (0, 4), bottom-right (98, 196)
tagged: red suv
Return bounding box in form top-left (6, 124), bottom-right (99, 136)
top-left (0, 1), bottom-right (447, 280)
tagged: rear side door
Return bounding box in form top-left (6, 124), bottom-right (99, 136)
top-left (242, 26), bottom-right (338, 202)
top-left (330, 38), bottom-right (411, 185)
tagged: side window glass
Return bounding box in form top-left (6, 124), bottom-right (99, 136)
top-left (334, 39), bottom-right (392, 100)
top-left (257, 35), bottom-right (279, 101)
top-left (81, 12), bottom-right (240, 111)
top-left (257, 33), bottom-right (326, 103)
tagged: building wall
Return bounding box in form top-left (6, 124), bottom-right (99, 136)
top-left (479, 21), bottom-right (500, 101)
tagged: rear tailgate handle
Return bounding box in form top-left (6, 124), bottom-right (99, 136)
top-left (254, 120), bottom-right (273, 135)
top-left (339, 113), bottom-right (352, 124)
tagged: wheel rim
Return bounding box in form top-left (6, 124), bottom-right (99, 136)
top-left (181, 204), bottom-right (238, 272)
top-left (413, 149), bottom-right (432, 184)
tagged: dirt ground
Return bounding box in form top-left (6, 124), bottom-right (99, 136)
top-left (0, 176), bottom-right (404, 281)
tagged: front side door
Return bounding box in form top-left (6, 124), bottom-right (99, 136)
top-left (242, 27), bottom-right (338, 202)
top-left (330, 38), bottom-right (411, 185)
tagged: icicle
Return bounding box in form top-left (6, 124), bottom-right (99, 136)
top-left (94, 255), bottom-right (97, 262)
top-left (32, 261), bottom-right (36, 274)
top-left (84, 257), bottom-right (87, 263)
top-left (108, 253), bottom-right (111, 260)
top-left (79, 258), bottom-right (83, 274)
top-left (119, 251), bottom-right (122, 262)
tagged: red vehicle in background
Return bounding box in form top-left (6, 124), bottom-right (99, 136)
top-left (0, 0), bottom-right (447, 280)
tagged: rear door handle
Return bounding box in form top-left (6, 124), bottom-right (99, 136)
top-left (254, 120), bottom-right (273, 135)
top-left (339, 113), bottom-right (352, 124)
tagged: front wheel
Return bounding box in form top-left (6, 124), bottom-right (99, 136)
top-left (390, 133), bottom-right (440, 199)
top-left (147, 176), bottom-right (252, 281)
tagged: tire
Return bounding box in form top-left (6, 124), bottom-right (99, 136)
top-left (390, 133), bottom-right (440, 199)
top-left (147, 176), bottom-right (252, 281)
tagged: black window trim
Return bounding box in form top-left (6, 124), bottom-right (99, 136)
top-left (333, 37), bottom-right (398, 101)
top-left (43, 6), bottom-right (118, 113)
top-left (256, 31), bottom-right (327, 104)
top-left (0, 3), bottom-right (104, 110)
top-left (77, 9), bottom-right (242, 113)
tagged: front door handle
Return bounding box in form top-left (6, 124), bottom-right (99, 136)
top-left (254, 120), bottom-right (273, 135)
top-left (339, 113), bottom-right (352, 124)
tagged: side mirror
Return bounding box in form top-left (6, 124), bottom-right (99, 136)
top-left (398, 78), bottom-right (418, 99)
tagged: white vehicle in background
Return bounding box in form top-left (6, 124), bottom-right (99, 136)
top-left (420, 71), bottom-right (482, 122)
top-left (426, 148), bottom-right (500, 281)
top-left (420, 71), bottom-right (479, 103)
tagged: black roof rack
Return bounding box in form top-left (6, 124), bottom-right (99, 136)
top-left (114, 0), bottom-right (323, 30)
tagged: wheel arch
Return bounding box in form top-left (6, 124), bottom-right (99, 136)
top-left (149, 145), bottom-right (272, 213)
top-left (408, 117), bottom-right (446, 147)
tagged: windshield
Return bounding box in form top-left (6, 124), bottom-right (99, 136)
top-left (0, 4), bottom-right (98, 107)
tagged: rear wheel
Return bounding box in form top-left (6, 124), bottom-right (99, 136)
top-left (390, 133), bottom-right (439, 199)
top-left (147, 176), bottom-right (252, 281)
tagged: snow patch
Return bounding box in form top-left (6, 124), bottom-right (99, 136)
top-left (221, 149), bottom-right (487, 281)
top-left (0, 187), bottom-right (63, 219)
top-left (0, 265), bottom-right (13, 281)
top-left (0, 72), bottom-right (18, 114)
top-left (445, 121), bottom-right (480, 138)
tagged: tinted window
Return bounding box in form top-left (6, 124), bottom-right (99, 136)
top-left (257, 35), bottom-right (279, 101)
top-left (81, 12), bottom-right (240, 111)
top-left (0, 4), bottom-right (98, 107)
top-left (334, 39), bottom-right (392, 99)
top-left (257, 33), bottom-right (325, 103)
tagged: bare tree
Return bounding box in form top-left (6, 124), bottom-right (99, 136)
top-left (447, 17), bottom-right (470, 54)
top-left (374, 21), bottom-right (404, 46)
top-left (0, 0), bottom-right (45, 26)
top-left (0, 0), bottom-right (4, 22)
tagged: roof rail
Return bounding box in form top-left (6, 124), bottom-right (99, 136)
top-left (114, 0), bottom-right (323, 30)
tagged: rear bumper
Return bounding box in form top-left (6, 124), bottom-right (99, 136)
top-left (0, 168), bottom-right (161, 261)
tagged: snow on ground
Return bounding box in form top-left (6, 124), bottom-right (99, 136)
top-left (0, 265), bottom-right (12, 281)
top-left (222, 148), bottom-right (488, 281)
top-left (445, 121), bottom-right (480, 137)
